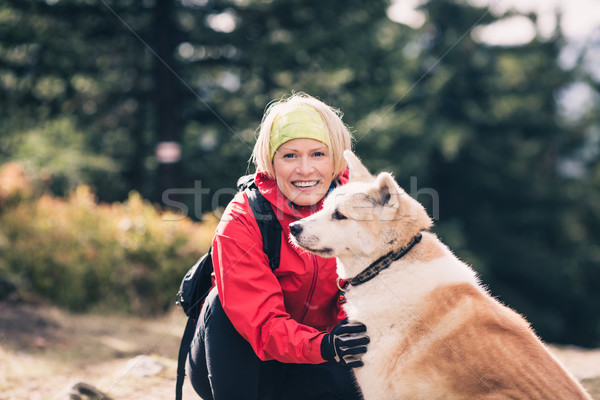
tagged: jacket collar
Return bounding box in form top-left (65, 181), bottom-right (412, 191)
top-left (254, 170), bottom-right (349, 220)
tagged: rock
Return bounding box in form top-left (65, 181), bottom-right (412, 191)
top-left (61, 381), bottom-right (112, 400)
top-left (0, 275), bottom-right (17, 301)
top-left (123, 354), bottom-right (165, 378)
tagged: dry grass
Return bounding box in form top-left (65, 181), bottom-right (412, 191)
top-left (1, 300), bottom-right (599, 400)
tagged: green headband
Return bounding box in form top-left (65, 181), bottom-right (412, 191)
top-left (269, 104), bottom-right (330, 159)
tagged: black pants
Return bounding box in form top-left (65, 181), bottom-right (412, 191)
top-left (187, 288), bottom-right (363, 400)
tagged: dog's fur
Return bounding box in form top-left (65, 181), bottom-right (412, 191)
top-left (290, 151), bottom-right (591, 400)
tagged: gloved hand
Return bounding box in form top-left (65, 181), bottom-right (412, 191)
top-left (321, 319), bottom-right (370, 368)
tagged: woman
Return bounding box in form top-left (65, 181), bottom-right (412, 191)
top-left (187, 93), bottom-right (369, 400)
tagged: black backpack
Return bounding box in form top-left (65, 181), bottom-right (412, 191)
top-left (175, 175), bottom-right (282, 400)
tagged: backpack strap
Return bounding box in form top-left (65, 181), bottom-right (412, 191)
top-left (238, 174), bottom-right (281, 270)
top-left (176, 317), bottom-right (196, 400)
top-left (246, 187), bottom-right (281, 270)
top-left (236, 173), bottom-right (256, 192)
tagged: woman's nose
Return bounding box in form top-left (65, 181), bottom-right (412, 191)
top-left (296, 157), bottom-right (314, 174)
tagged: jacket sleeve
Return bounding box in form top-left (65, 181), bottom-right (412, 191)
top-left (211, 192), bottom-right (327, 364)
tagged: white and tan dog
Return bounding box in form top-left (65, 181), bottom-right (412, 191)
top-left (290, 151), bottom-right (591, 400)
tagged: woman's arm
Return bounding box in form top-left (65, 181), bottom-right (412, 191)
top-left (212, 191), bottom-right (327, 364)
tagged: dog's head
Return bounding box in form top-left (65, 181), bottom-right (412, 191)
top-left (289, 150), bottom-right (433, 279)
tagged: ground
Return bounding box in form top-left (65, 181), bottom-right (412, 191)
top-left (0, 301), bottom-right (197, 400)
top-left (1, 300), bottom-right (599, 400)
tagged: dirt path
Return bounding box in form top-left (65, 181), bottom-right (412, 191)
top-left (1, 301), bottom-right (599, 399)
top-left (0, 301), bottom-right (197, 399)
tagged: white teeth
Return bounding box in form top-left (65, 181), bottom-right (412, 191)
top-left (293, 181), bottom-right (318, 188)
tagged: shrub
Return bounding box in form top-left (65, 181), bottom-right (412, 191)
top-left (0, 162), bottom-right (34, 209)
top-left (0, 163), bottom-right (216, 315)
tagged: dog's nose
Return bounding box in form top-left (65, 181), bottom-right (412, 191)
top-left (289, 222), bottom-right (303, 236)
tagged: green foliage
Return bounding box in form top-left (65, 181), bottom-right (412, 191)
top-left (0, 0), bottom-right (153, 201)
top-left (8, 116), bottom-right (121, 197)
top-left (0, 163), bottom-right (215, 315)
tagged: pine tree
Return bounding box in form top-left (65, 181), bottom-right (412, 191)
top-left (384, 0), bottom-right (600, 346)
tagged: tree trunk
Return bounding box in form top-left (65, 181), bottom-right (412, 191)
top-left (153, 0), bottom-right (181, 201)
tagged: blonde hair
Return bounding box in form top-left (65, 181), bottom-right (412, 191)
top-left (251, 92), bottom-right (353, 179)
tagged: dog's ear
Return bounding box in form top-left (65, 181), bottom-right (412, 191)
top-left (374, 172), bottom-right (400, 208)
top-left (373, 173), bottom-right (403, 221)
top-left (375, 172), bottom-right (434, 228)
top-left (344, 150), bottom-right (373, 182)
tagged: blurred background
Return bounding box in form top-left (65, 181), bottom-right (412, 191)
top-left (0, 0), bottom-right (599, 348)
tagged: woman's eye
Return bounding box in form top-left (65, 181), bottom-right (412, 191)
top-left (282, 153), bottom-right (296, 159)
top-left (332, 209), bottom-right (347, 220)
top-left (313, 151), bottom-right (325, 157)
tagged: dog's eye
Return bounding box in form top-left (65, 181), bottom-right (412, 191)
top-left (332, 209), bottom-right (347, 220)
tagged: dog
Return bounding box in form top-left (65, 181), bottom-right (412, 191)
top-left (289, 150), bottom-right (591, 400)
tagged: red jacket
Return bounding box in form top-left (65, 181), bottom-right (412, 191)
top-left (211, 171), bottom-right (348, 364)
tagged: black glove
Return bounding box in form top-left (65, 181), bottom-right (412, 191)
top-left (321, 319), bottom-right (370, 368)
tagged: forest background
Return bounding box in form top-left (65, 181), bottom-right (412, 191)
top-left (1, 0), bottom-right (599, 353)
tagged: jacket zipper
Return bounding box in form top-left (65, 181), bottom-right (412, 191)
top-left (299, 255), bottom-right (319, 323)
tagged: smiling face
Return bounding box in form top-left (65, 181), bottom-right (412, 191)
top-left (272, 138), bottom-right (335, 206)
